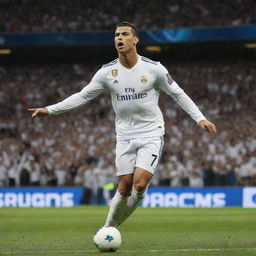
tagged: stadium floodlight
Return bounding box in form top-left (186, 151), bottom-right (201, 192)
top-left (145, 46), bottom-right (162, 53)
top-left (0, 49), bottom-right (11, 54)
top-left (244, 43), bottom-right (256, 48)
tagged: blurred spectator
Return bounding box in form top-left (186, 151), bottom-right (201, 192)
top-left (226, 163), bottom-right (237, 186)
top-left (0, 0), bottom-right (256, 33)
top-left (201, 161), bottom-right (215, 186)
top-left (19, 168), bottom-right (30, 186)
top-left (0, 156), bottom-right (7, 186)
top-left (0, 58), bottom-right (255, 188)
top-left (189, 171), bottom-right (203, 188)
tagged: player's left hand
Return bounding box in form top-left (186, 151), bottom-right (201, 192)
top-left (199, 120), bottom-right (217, 137)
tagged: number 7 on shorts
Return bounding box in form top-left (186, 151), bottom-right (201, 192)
top-left (151, 154), bottom-right (157, 166)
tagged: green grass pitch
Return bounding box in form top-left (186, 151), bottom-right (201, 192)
top-left (0, 207), bottom-right (256, 256)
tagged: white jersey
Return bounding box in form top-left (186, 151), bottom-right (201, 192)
top-left (46, 55), bottom-right (206, 140)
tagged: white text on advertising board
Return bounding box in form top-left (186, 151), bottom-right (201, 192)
top-left (142, 192), bottom-right (226, 207)
top-left (0, 193), bottom-right (74, 207)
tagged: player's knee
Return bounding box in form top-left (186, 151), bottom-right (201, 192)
top-left (118, 186), bottom-right (131, 197)
top-left (117, 174), bottom-right (133, 197)
top-left (133, 182), bottom-right (147, 193)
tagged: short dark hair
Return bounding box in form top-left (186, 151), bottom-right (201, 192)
top-left (116, 22), bottom-right (139, 37)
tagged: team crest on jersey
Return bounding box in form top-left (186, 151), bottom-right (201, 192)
top-left (141, 75), bottom-right (148, 84)
top-left (111, 69), bottom-right (118, 77)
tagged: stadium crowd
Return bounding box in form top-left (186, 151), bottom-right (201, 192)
top-left (0, 58), bottom-right (255, 202)
top-left (1, 0), bottom-right (256, 32)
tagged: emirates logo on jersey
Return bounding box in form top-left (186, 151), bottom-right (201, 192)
top-left (141, 75), bottom-right (148, 84)
top-left (111, 69), bottom-right (118, 77)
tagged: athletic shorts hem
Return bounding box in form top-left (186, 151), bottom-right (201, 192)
top-left (134, 164), bottom-right (155, 175)
top-left (116, 170), bottom-right (135, 176)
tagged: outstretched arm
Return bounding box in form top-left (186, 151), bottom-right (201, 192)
top-left (28, 107), bottom-right (49, 118)
top-left (156, 64), bottom-right (217, 137)
top-left (198, 120), bottom-right (217, 136)
top-left (28, 68), bottom-right (105, 118)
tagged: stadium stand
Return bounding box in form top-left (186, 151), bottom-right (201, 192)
top-left (1, 0), bottom-right (256, 32)
top-left (0, 59), bottom-right (255, 190)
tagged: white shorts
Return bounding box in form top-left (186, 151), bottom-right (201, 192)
top-left (115, 136), bottom-right (164, 176)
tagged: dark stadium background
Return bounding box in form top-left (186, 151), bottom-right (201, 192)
top-left (0, 0), bottom-right (255, 206)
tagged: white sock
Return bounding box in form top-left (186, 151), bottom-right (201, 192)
top-left (104, 191), bottom-right (127, 227)
top-left (117, 186), bottom-right (147, 226)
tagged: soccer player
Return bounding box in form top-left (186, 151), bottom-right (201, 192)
top-left (28, 22), bottom-right (217, 227)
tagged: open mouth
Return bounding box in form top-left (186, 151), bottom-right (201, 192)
top-left (117, 42), bottom-right (124, 47)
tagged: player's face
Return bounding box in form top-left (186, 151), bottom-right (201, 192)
top-left (114, 26), bottom-right (138, 54)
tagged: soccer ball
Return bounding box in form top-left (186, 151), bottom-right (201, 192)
top-left (93, 226), bottom-right (122, 252)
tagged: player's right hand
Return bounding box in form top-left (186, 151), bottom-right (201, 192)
top-left (28, 108), bottom-right (49, 118)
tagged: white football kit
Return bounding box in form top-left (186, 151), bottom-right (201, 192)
top-left (47, 55), bottom-right (206, 175)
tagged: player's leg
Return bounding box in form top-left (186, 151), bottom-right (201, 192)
top-left (104, 139), bottom-right (136, 227)
top-left (117, 136), bottom-right (164, 226)
top-left (128, 167), bottom-right (152, 205)
top-left (104, 174), bottom-right (133, 227)
top-left (117, 168), bottom-right (152, 226)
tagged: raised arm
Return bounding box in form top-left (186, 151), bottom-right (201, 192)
top-left (156, 63), bottom-right (217, 136)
